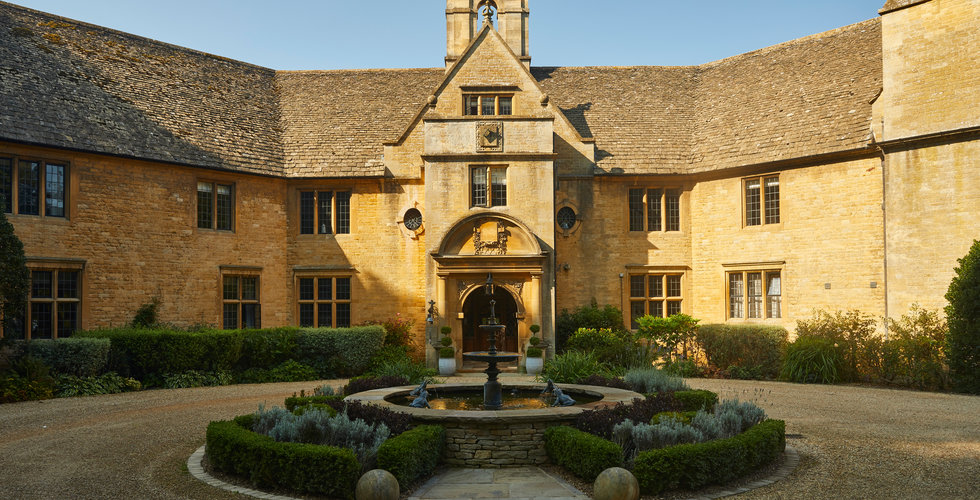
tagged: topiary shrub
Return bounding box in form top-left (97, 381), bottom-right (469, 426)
top-left (632, 419), bottom-right (785, 495)
top-left (26, 337), bottom-right (111, 377)
top-left (544, 425), bottom-right (623, 481)
top-left (206, 416), bottom-right (361, 498)
top-left (945, 239), bottom-right (980, 394)
top-left (377, 425), bottom-right (446, 489)
top-left (780, 336), bottom-right (844, 384)
top-left (695, 324), bottom-right (788, 379)
top-left (672, 389), bottom-right (718, 412)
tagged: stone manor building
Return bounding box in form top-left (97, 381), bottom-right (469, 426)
top-left (1, 0), bottom-right (978, 365)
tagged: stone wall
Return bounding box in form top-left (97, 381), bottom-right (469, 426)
top-left (443, 421), bottom-right (553, 467)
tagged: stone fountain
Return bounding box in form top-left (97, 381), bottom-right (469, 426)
top-left (462, 273), bottom-right (519, 410)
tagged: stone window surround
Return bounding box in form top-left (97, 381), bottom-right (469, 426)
top-left (1, 258), bottom-right (86, 340)
top-left (471, 165), bottom-right (507, 208)
top-left (297, 189), bottom-right (352, 236)
top-left (742, 174), bottom-right (781, 227)
top-left (624, 266), bottom-right (687, 330)
top-left (196, 179), bottom-right (235, 232)
top-left (219, 266), bottom-right (261, 330)
top-left (293, 268), bottom-right (355, 328)
top-left (723, 261), bottom-right (784, 320)
top-left (627, 186), bottom-right (681, 233)
top-left (0, 153), bottom-right (69, 218)
top-left (463, 93), bottom-right (514, 116)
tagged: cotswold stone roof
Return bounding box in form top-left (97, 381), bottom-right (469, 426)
top-left (0, 2), bottom-right (282, 176)
top-left (0, 2), bottom-right (882, 178)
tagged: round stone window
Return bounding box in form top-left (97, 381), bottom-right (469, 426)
top-left (404, 208), bottom-right (423, 231)
top-left (556, 207), bottom-right (577, 230)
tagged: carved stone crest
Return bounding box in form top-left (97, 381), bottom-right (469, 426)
top-left (477, 121), bottom-right (503, 151)
top-left (473, 221), bottom-right (509, 255)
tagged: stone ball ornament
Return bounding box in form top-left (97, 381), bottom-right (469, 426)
top-left (355, 469), bottom-right (399, 500)
top-left (593, 467), bottom-right (640, 500)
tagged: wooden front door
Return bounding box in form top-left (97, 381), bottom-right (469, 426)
top-left (462, 287), bottom-right (519, 353)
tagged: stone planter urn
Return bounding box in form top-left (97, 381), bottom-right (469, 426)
top-left (525, 355), bottom-right (543, 375)
top-left (438, 356), bottom-right (456, 376)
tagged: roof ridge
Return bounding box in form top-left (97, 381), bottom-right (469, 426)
top-left (276, 67), bottom-right (443, 74)
top-left (0, 0), bottom-right (274, 72)
top-left (700, 18), bottom-right (881, 68)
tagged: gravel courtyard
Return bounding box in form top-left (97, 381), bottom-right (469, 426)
top-left (0, 376), bottom-right (977, 499)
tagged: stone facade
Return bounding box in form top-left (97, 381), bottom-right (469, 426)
top-left (2, 0), bottom-right (977, 353)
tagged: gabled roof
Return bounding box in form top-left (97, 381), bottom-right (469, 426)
top-left (0, 1), bottom-right (883, 179)
top-left (0, 1), bottom-right (283, 176)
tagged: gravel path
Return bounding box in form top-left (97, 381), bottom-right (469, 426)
top-left (0, 376), bottom-right (977, 499)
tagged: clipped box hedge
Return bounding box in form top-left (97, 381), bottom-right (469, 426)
top-left (284, 394), bottom-right (346, 411)
top-left (544, 425), bottom-right (623, 481)
top-left (632, 419), bottom-right (786, 495)
top-left (206, 414), bottom-right (361, 499)
top-left (672, 389), bottom-right (719, 412)
top-left (377, 425), bottom-right (446, 489)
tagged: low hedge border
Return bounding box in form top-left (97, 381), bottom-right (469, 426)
top-left (284, 394), bottom-right (346, 411)
top-left (544, 425), bottom-right (623, 481)
top-left (205, 414), bottom-right (361, 499)
top-left (376, 425), bottom-right (446, 489)
top-left (632, 419), bottom-right (786, 495)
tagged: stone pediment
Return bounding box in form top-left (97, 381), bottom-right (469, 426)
top-left (437, 214), bottom-right (542, 257)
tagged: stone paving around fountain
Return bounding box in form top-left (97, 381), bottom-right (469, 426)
top-left (407, 467), bottom-right (588, 500)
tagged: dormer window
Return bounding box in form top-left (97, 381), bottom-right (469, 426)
top-left (464, 94), bottom-right (512, 116)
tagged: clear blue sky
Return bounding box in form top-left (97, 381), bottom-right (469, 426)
top-left (10, 1), bottom-right (886, 69)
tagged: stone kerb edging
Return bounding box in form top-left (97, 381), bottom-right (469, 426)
top-left (345, 382), bottom-right (644, 424)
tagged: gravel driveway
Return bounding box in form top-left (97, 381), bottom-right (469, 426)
top-left (0, 376), bottom-right (977, 499)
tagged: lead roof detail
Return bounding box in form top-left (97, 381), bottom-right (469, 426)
top-left (0, 2), bottom-right (882, 178)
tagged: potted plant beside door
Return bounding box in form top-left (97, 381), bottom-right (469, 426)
top-left (525, 324), bottom-right (544, 375)
top-left (438, 325), bottom-right (456, 376)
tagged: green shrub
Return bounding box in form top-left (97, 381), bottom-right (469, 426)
top-left (652, 411), bottom-right (697, 425)
top-left (539, 350), bottom-right (612, 383)
top-left (0, 208), bottom-right (29, 337)
top-left (556, 302), bottom-right (625, 351)
top-left (632, 419), bottom-right (785, 495)
top-left (295, 326), bottom-right (386, 377)
top-left (526, 346), bottom-right (543, 358)
top-left (566, 327), bottom-right (638, 367)
top-left (237, 359), bottom-right (319, 384)
top-left (945, 240), bottom-right (980, 394)
top-left (544, 425), bottom-right (623, 481)
top-left (636, 314), bottom-right (700, 363)
top-left (781, 336), bottom-right (844, 384)
top-left (623, 367), bottom-right (689, 394)
top-left (369, 356), bottom-right (434, 384)
top-left (343, 375), bottom-right (410, 396)
top-left (206, 418), bottom-right (360, 498)
top-left (25, 337), bottom-right (111, 377)
top-left (883, 305), bottom-right (950, 390)
top-left (74, 328), bottom-right (244, 383)
top-left (377, 425), bottom-right (446, 489)
top-left (285, 394), bottom-right (346, 412)
top-left (55, 372), bottom-right (141, 397)
top-left (236, 328), bottom-right (300, 371)
top-left (695, 324), bottom-right (788, 379)
top-left (130, 297), bottom-right (160, 328)
top-left (0, 356), bottom-right (55, 403)
top-left (795, 310), bottom-right (877, 382)
top-left (672, 390), bottom-right (718, 412)
top-left (163, 370), bottom-right (233, 389)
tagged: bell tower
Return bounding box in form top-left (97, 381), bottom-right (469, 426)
top-left (445, 0), bottom-right (531, 69)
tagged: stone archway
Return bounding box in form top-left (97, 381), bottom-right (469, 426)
top-left (460, 284), bottom-right (520, 353)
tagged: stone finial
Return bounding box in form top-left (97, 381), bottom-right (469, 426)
top-left (540, 94), bottom-right (550, 106)
top-left (482, 1), bottom-right (496, 26)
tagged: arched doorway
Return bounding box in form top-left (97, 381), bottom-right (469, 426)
top-left (461, 286), bottom-right (519, 354)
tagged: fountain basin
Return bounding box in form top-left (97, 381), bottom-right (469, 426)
top-left (462, 350), bottom-right (520, 363)
top-left (346, 382), bottom-right (643, 467)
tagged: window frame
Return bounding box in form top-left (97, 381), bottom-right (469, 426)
top-left (628, 187), bottom-right (681, 233)
top-left (220, 269), bottom-right (261, 330)
top-left (742, 174), bottom-right (780, 227)
top-left (2, 260), bottom-right (84, 340)
top-left (726, 268), bottom-right (782, 320)
top-left (626, 270), bottom-right (685, 330)
top-left (295, 275), bottom-right (353, 328)
top-left (197, 180), bottom-right (235, 232)
top-left (463, 93), bottom-right (514, 116)
top-left (470, 166), bottom-right (507, 208)
top-left (298, 189), bottom-right (352, 235)
top-left (0, 154), bottom-right (69, 218)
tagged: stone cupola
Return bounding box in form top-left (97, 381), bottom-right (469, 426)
top-left (446, 0), bottom-right (530, 68)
